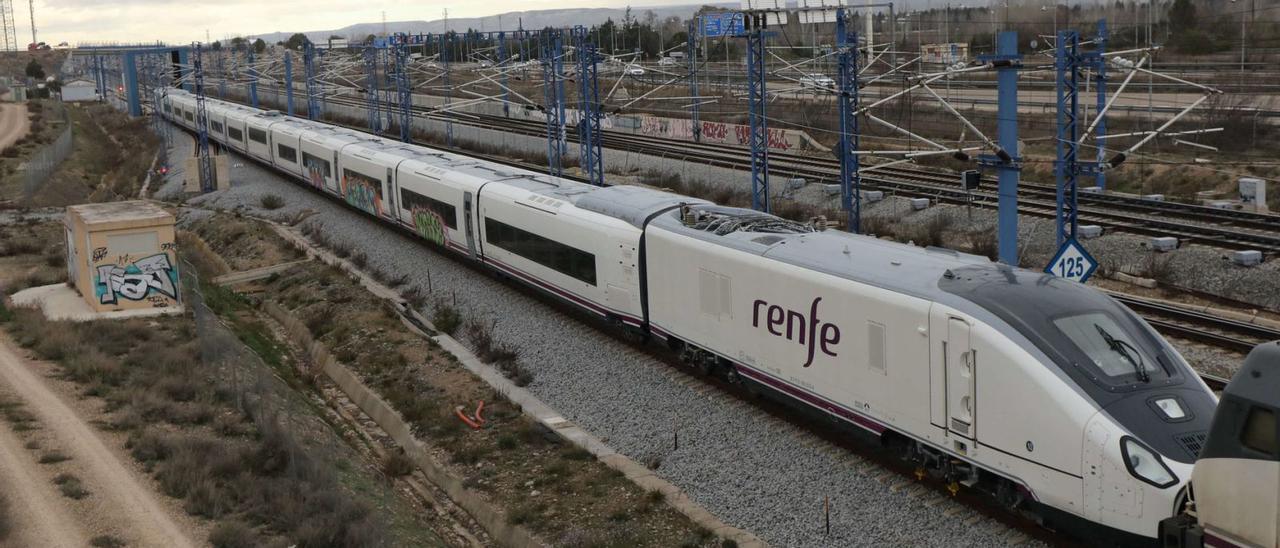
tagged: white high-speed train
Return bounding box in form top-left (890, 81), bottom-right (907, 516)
top-left (162, 89), bottom-right (1219, 543)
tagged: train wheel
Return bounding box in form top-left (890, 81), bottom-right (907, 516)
top-left (724, 367), bottom-right (741, 385)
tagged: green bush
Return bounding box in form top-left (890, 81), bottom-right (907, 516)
top-left (208, 521), bottom-right (258, 548)
top-left (432, 305), bottom-right (462, 335)
top-left (259, 194), bottom-right (285, 210)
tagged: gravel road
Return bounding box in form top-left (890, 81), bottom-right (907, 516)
top-left (160, 132), bottom-right (1041, 547)
top-left (0, 332), bottom-right (199, 548)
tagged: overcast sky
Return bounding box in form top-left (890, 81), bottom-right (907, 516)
top-left (35, 0), bottom-right (701, 45)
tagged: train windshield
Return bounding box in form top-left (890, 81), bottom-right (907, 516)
top-left (1051, 311), bottom-right (1172, 386)
top-left (939, 265), bottom-right (1189, 392)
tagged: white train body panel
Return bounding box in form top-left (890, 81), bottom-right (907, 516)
top-left (268, 119), bottom-right (316, 179)
top-left (394, 155), bottom-right (489, 256)
top-left (336, 140), bottom-right (401, 220)
top-left (477, 180), bottom-right (645, 326)
top-left (299, 128), bottom-right (361, 194)
top-left (158, 89), bottom-right (1221, 541)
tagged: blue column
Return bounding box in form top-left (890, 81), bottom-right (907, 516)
top-left (836, 9), bottom-right (860, 233)
top-left (744, 17), bottom-right (769, 213)
top-left (177, 49), bottom-right (192, 92)
top-left (123, 52), bottom-right (141, 116)
top-left (247, 47), bottom-right (258, 108)
top-left (283, 52), bottom-right (293, 116)
top-left (688, 20), bottom-right (700, 143)
top-left (497, 31), bottom-right (510, 118)
top-left (1055, 30), bottom-right (1080, 248)
top-left (1094, 20), bottom-right (1108, 190)
top-left (995, 31), bottom-right (1021, 265)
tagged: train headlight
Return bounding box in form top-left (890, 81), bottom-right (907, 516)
top-left (1121, 436), bottom-right (1178, 489)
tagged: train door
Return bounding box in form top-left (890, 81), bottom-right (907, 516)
top-left (463, 192), bottom-right (477, 258)
top-left (946, 318), bottom-right (976, 440)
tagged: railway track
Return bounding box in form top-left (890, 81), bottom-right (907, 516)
top-left (310, 91), bottom-right (1280, 254)
top-left (198, 92), bottom-right (1276, 390)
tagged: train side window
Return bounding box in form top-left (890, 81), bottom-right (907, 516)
top-left (1241, 406), bottom-right (1278, 457)
top-left (400, 188), bottom-right (457, 229)
top-left (210, 121), bottom-right (223, 134)
top-left (484, 217), bottom-right (596, 286)
top-left (248, 128), bottom-right (267, 144)
top-left (277, 144), bottom-right (298, 164)
top-left (183, 111), bottom-right (193, 122)
top-left (301, 151), bottom-right (331, 178)
top-left (227, 127), bottom-right (244, 142)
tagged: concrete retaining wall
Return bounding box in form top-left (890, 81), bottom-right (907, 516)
top-left (262, 300), bottom-right (543, 548)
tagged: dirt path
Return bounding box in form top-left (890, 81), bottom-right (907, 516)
top-left (0, 332), bottom-right (198, 548)
top-left (0, 103), bottom-right (29, 152)
top-left (0, 420), bottom-right (87, 547)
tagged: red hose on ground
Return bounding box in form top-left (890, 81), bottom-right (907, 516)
top-left (455, 406), bottom-right (482, 429)
top-left (473, 401), bottom-right (486, 425)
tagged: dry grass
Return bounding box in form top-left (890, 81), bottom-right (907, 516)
top-left (53, 473), bottom-right (90, 500)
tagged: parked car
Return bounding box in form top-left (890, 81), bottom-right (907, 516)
top-left (658, 57), bottom-right (677, 67)
top-left (798, 73), bottom-right (835, 92)
top-left (624, 66), bottom-right (645, 76)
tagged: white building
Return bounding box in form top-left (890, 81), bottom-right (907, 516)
top-left (60, 79), bottom-right (97, 102)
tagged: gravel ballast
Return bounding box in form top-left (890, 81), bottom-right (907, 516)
top-left (157, 131), bottom-right (1040, 546)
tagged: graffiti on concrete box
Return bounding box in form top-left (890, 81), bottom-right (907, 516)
top-left (94, 253), bottom-right (179, 307)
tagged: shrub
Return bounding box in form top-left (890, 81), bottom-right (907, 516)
top-left (381, 450), bottom-right (413, 478)
top-left (0, 491), bottom-right (10, 541)
top-left (208, 521), bottom-right (258, 548)
top-left (432, 305), bottom-right (462, 335)
top-left (53, 473), bottom-right (90, 499)
top-left (38, 451), bottom-right (70, 464)
top-left (259, 194), bottom-right (285, 210)
top-left (90, 535), bottom-right (127, 548)
top-left (350, 252), bottom-right (368, 268)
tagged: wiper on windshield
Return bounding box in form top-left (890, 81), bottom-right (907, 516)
top-left (1096, 324), bottom-right (1149, 383)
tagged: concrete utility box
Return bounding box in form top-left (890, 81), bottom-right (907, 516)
top-left (910, 198), bottom-right (931, 210)
top-left (182, 155), bottom-right (231, 193)
top-left (860, 190), bottom-right (884, 203)
top-left (60, 79), bottom-right (97, 102)
top-left (1141, 194), bottom-right (1165, 202)
top-left (1239, 177), bottom-right (1268, 213)
top-left (1150, 236), bottom-right (1179, 252)
top-left (1231, 250), bottom-right (1263, 267)
top-left (1079, 225), bottom-right (1104, 239)
top-left (65, 201), bottom-right (180, 313)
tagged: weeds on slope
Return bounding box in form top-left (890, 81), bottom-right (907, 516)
top-left (1, 304), bottom-right (388, 547)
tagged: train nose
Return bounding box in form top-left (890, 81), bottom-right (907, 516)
top-left (1084, 411), bottom-right (1190, 538)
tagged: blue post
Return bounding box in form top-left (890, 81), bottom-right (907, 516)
top-left (123, 52), bottom-right (141, 116)
top-left (364, 45), bottom-right (381, 133)
top-left (1055, 30), bottom-right (1081, 248)
top-left (978, 31), bottom-right (1023, 266)
top-left (193, 43), bottom-right (215, 193)
top-left (541, 30), bottom-right (565, 176)
top-left (441, 34), bottom-right (454, 147)
top-left (217, 49), bottom-right (226, 98)
top-left (394, 42), bottom-right (412, 143)
top-left (284, 51), bottom-right (294, 116)
top-left (304, 40), bottom-right (320, 120)
top-left (744, 15), bottom-right (769, 213)
top-left (1094, 20), bottom-right (1108, 190)
top-left (836, 9), bottom-right (860, 233)
top-left (497, 31), bottom-right (510, 118)
top-left (177, 49), bottom-right (191, 92)
top-left (688, 19), bottom-right (700, 143)
top-left (575, 28), bottom-right (604, 187)
top-left (246, 46), bottom-right (258, 108)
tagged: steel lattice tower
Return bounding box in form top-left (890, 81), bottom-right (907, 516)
top-left (0, 0), bottom-right (17, 52)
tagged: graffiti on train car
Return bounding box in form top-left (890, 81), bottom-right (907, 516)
top-left (340, 169), bottom-right (384, 216)
top-left (411, 207), bottom-right (449, 247)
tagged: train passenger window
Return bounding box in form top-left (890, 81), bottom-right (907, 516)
top-left (248, 128), bottom-right (267, 144)
top-left (162, 103), bottom-right (171, 114)
top-left (210, 121), bottom-right (223, 134)
top-left (227, 127), bottom-right (243, 142)
top-left (301, 152), bottom-right (331, 178)
top-left (1241, 406), bottom-right (1278, 456)
top-left (183, 111), bottom-right (193, 122)
top-left (484, 218), bottom-right (596, 286)
top-left (400, 188), bottom-right (457, 229)
top-left (277, 144), bottom-right (298, 164)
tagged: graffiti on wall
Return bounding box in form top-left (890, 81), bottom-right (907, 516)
top-left (633, 116), bottom-right (805, 152)
top-left (340, 169), bottom-right (384, 216)
top-left (411, 208), bottom-right (449, 247)
top-left (94, 253), bottom-right (179, 307)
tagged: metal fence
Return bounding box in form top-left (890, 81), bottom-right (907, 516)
top-left (21, 105), bottom-right (75, 203)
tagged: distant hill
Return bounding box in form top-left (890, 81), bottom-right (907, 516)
top-left (251, 4), bottom-right (735, 44)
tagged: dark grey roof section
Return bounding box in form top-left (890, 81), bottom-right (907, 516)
top-left (573, 185), bottom-right (711, 228)
top-left (1226, 342), bottom-right (1280, 407)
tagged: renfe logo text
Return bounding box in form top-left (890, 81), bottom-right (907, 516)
top-left (752, 297), bottom-right (841, 367)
